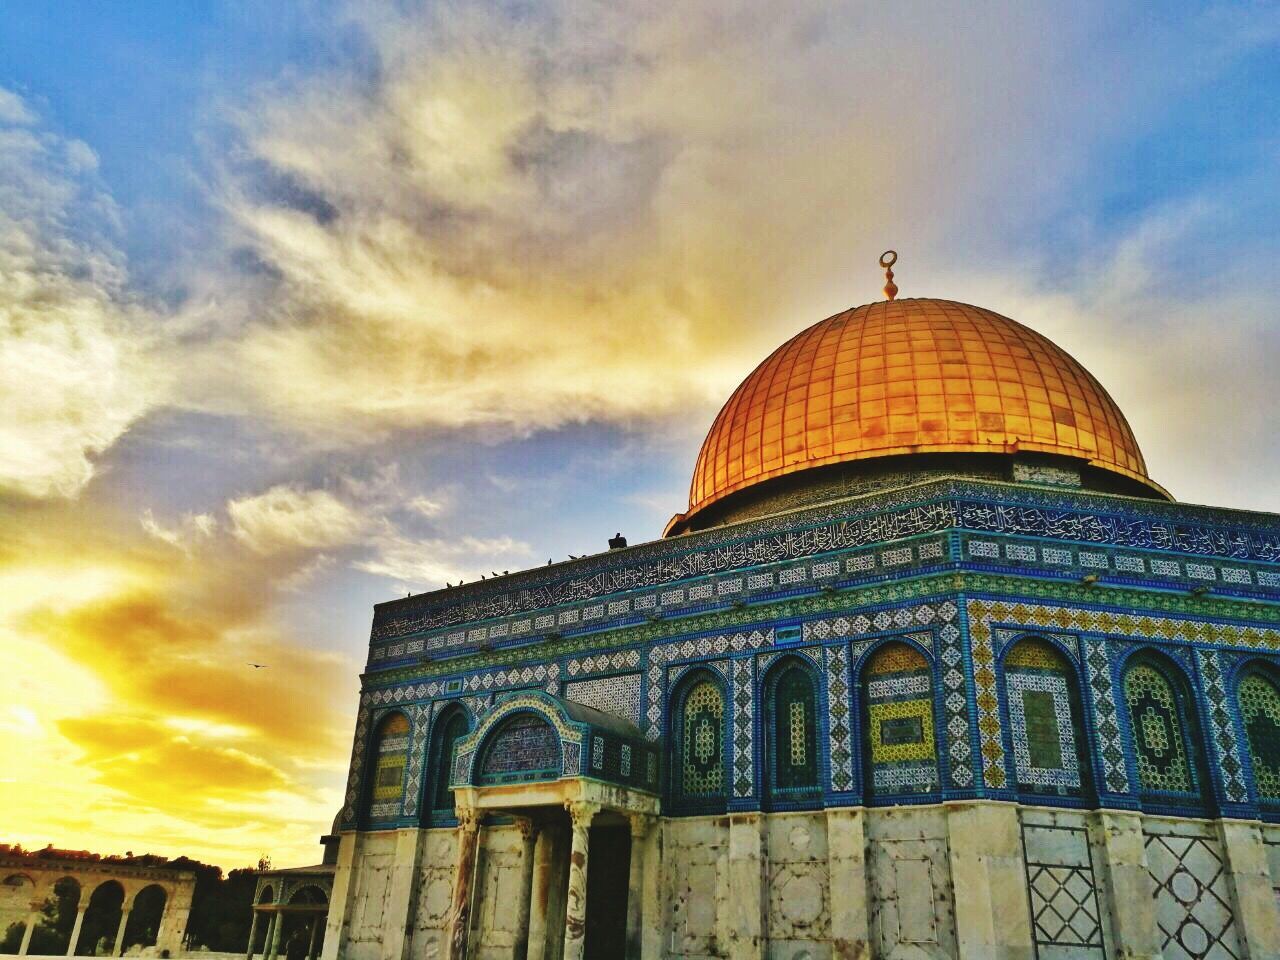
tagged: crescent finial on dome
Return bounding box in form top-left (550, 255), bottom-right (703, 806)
top-left (880, 250), bottom-right (898, 301)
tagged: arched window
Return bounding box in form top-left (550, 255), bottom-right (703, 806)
top-left (673, 674), bottom-right (727, 810)
top-left (1237, 669), bottom-right (1280, 805)
top-left (764, 659), bottom-right (820, 803)
top-left (1004, 638), bottom-right (1091, 800)
top-left (862, 642), bottom-right (938, 800)
top-left (367, 712), bottom-right (411, 821)
top-left (428, 707), bottom-right (470, 820)
top-left (1122, 656), bottom-right (1207, 809)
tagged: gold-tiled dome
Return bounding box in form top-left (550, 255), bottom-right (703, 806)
top-left (679, 298), bottom-right (1163, 526)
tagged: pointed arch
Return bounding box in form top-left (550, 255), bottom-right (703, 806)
top-left (426, 703), bottom-right (471, 824)
top-left (669, 669), bottom-right (729, 813)
top-left (1001, 636), bottom-right (1094, 803)
top-left (365, 710), bottom-right (411, 823)
top-left (762, 656), bottom-right (821, 806)
top-left (860, 640), bottom-right (939, 802)
top-left (1121, 650), bottom-right (1211, 813)
top-left (1234, 661), bottom-right (1280, 807)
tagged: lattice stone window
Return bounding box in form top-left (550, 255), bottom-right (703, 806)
top-left (1239, 671), bottom-right (1280, 803)
top-left (429, 709), bottom-right (469, 815)
top-left (1123, 661), bottom-right (1197, 798)
top-left (1004, 639), bottom-right (1086, 797)
top-left (679, 679), bottom-right (725, 799)
top-left (768, 663), bottom-right (819, 797)
top-left (863, 642), bottom-right (938, 798)
top-left (370, 712), bottom-right (411, 817)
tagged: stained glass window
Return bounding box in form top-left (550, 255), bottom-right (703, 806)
top-left (429, 709), bottom-right (469, 815)
top-left (1004, 639), bottom-right (1086, 797)
top-left (863, 643), bottom-right (938, 798)
top-left (478, 713), bottom-right (561, 786)
top-left (679, 678), bottom-right (725, 799)
top-left (369, 712), bottom-right (410, 820)
top-left (1123, 661), bottom-right (1197, 798)
top-left (1238, 672), bottom-right (1280, 803)
top-left (768, 663), bottom-right (819, 796)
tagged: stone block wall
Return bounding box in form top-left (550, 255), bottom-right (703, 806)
top-left (327, 802), bottom-right (1280, 960)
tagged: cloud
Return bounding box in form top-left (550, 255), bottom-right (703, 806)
top-left (355, 525), bottom-right (532, 587)
top-left (0, 88), bottom-right (162, 499)
top-left (228, 484), bottom-right (370, 554)
top-left (141, 509), bottom-right (217, 552)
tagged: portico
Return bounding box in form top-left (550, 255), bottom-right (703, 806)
top-left (441, 692), bottom-right (660, 960)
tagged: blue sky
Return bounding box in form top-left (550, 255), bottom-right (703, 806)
top-left (1, 0), bottom-right (1277, 867)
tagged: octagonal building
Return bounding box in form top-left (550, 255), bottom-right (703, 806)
top-left (320, 290), bottom-right (1280, 960)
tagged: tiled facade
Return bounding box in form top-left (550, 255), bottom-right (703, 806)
top-left (327, 477), bottom-right (1280, 960)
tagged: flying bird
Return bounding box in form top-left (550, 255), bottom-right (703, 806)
top-left (247, 663), bottom-right (268, 669)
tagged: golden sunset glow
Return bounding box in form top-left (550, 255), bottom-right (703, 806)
top-left (3, 1), bottom-right (1280, 873)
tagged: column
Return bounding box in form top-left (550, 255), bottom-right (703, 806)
top-left (245, 909), bottom-right (261, 960)
top-left (266, 910), bottom-right (284, 960)
top-left (67, 903), bottom-right (88, 958)
top-left (945, 802), bottom-right (1035, 960)
top-left (724, 814), bottom-right (765, 960)
top-left (17, 907), bottom-right (38, 957)
top-left (514, 818), bottom-right (539, 960)
top-left (562, 801), bottom-right (599, 960)
top-left (445, 806), bottom-right (481, 960)
top-left (307, 915), bottom-right (322, 960)
top-left (526, 822), bottom-right (557, 960)
top-left (1091, 810), bottom-right (1160, 960)
top-left (113, 907), bottom-right (132, 958)
top-left (1217, 819), bottom-right (1280, 959)
top-left (826, 807), bottom-right (871, 960)
top-left (624, 815), bottom-right (649, 960)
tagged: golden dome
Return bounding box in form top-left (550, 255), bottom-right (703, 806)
top-left (675, 298), bottom-right (1164, 529)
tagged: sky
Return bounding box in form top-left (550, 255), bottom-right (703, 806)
top-left (1, 0), bottom-right (1278, 871)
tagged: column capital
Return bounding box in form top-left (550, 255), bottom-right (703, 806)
top-left (514, 816), bottom-right (539, 842)
top-left (627, 812), bottom-right (651, 840)
top-left (564, 800), bottom-right (600, 827)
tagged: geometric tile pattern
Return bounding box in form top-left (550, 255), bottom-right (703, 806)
top-left (1144, 828), bottom-right (1242, 960)
top-left (966, 601), bottom-right (1007, 788)
top-left (401, 703), bottom-right (431, 818)
top-left (1007, 670), bottom-right (1080, 790)
top-left (646, 630), bottom-right (772, 740)
top-left (733, 658), bottom-right (755, 798)
top-left (1083, 638), bottom-right (1130, 794)
top-left (1195, 650), bottom-right (1249, 804)
top-left (341, 693), bottom-right (373, 825)
top-left (564, 672), bottom-right (644, 726)
top-left (1021, 823), bottom-right (1104, 957)
top-left (825, 644), bottom-right (853, 792)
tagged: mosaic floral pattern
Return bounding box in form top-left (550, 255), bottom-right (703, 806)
top-left (1238, 671), bottom-right (1280, 802)
top-left (680, 679), bottom-right (726, 798)
top-left (1125, 663), bottom-right (1196, 797)
top-left (864, 643), bottom-right (938, 795)
top-left (1005, 640), bottom-right (1083, 794)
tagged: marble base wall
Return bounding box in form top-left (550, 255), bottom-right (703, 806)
top-left (326, 805), bottom-right (1280, 960)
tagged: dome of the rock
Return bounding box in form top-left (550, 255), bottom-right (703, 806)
top-left (669, 297), bottom-right (1166, 532)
